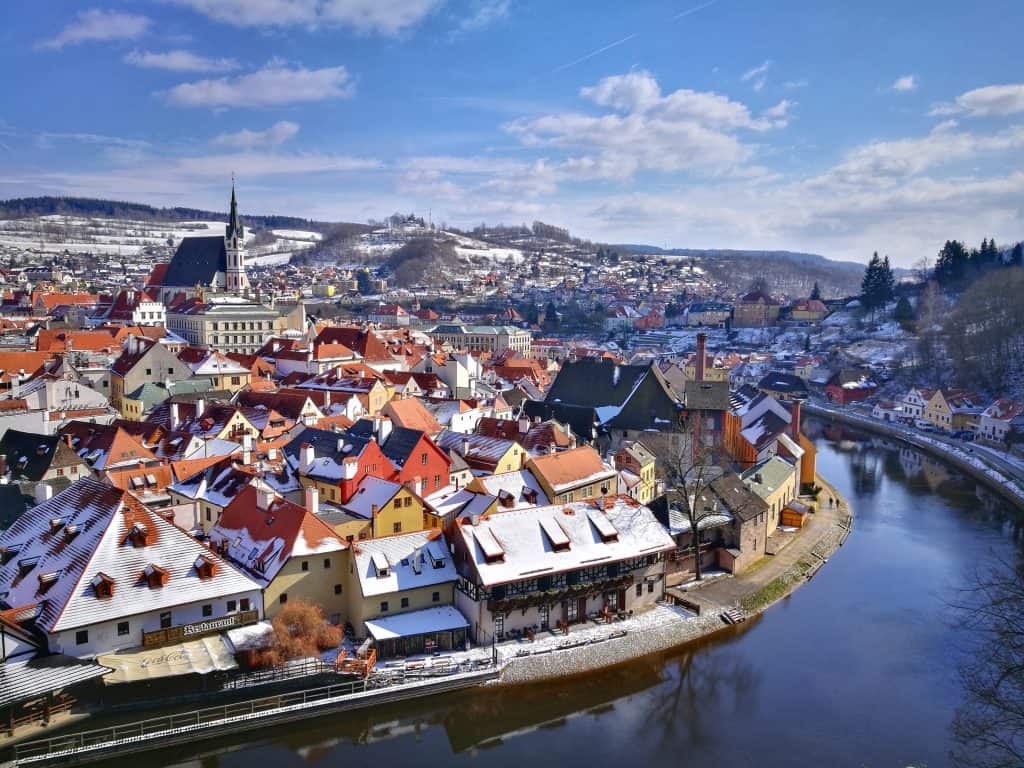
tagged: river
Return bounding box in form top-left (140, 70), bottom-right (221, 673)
top-left (126, 419), bottom-right (1024, 768)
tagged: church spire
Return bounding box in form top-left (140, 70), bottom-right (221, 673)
top-left (226, 175), bottom-right (243, 242)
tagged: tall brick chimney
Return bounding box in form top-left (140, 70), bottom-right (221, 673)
top-left (695, 333), bottom-right (707, 382)
top-left (791, 399), bottom-right (802, 440)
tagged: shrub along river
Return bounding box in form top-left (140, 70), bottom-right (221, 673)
top-left (124, 418), bottom-right (1023, 768)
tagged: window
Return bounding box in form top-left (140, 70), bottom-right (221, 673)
top-left (421, 453), bottom-right (428, 465)
top-left (279, 593), bottom-right (288, 604)
top-left (240, 598), bottom-right (250, 611)
top-left (117, 621), bottom-right (129, 636)
top-left (401, 597), bottom-right (409, 608)
top-left (227, 600), bottom-right (237, 612)
top-left (432, 591), bottom-right (440, 603)
top-left (334, 584), bottom-right (342, 595)
top-left (393, 522), bottom-right (402, 534)
top-left (160, 611), bottom-right (172, 629)
top-left (648, 581), bottom-right (655, 594)
top-left (75, 630), bottom-right (89, 645)
top-left (380, 600), bottom-right (389, 613)
top-left (433, 474), bottom-right (441, 488)
top-left (145, 368), bottom-right (152, 376)
top-left (202, 604), bottom-right (213, 617)
top-left (636, 583), bottom-right (643, 597)
top-left (494, 612), bottom-right (504, 637)
top-left (231, 376), bottom-right (240, 386)
top-left (323, 558), bottom-right (331, 569)
top-left (403, 497), bottom-right (411, 507)
top-left (393, 499), bottom-right (402, 509)
top-left (301, 560), bottom-right (309, 572)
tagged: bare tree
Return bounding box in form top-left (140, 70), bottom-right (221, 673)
top-left (953, 559), bottom-right (1024, 768)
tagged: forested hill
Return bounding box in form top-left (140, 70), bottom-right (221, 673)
top-left (0, 195), bottom-right (341, 233)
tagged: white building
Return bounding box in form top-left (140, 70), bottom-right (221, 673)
top-left (0, 478), bottom-right (263, 658)
top-left (452, 496), bottom-right (674, 643)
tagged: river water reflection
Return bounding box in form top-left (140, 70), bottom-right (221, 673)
top-left (129, 419), bottom-right (1023, 768)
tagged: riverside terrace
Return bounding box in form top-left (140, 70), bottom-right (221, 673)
top-left (451, 496), bottom-right (675, 643)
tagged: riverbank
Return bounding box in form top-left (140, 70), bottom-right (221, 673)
top-left (804, 402), bottom-right (1024, 509)
top-left (494, 472), bottom-right (853, 685)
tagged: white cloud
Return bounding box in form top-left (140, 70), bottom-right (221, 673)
top-left (37, 9), bottom-right (150, 50)
top-left (783, 79), bottom-right (808, 89)
top-left (929, 83), bottom-right (1024, 117)
top-left (505, 71), bottom-right (790, 179)
top-left (35, 132), bottom-right (150, 149)
top-left (213, 121), bottom-right (301, 148)
top-left (892, 74), bottom-right (917, 92)
top-left (125, 49), bottom-right (240, 73)
top-left (456, 0), bottom-right (510, 33)
top-left (167, 0), bottom-right (442, 35)
top-left (165, 62), bottom-right (354, 107)
top-left (741, 59), bottom-right (771, 91)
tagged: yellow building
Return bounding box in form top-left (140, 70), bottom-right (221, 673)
top-left (325, 477), bottom-right (428, 542)
top-left (526, 445), bottom-right (618, 504)
top-left (435, 431), bottom-right (528, 475)
top-left (741, 455), bottom-right (798, 537)
top-left (208, 485), bottom-right (349, 621)
top-left (614, 441), bottom-right (657, 505)
top-left (924, 389), bottom-right (983, 432)
top-left (344, 529), bottom-right (458, 639)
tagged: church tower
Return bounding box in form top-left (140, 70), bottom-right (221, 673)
top-left (224, 182), bottom-right (248, 294)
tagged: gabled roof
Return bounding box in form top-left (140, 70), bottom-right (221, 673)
top-left (0, 478), bottom-right (259, 633)
top-left (314, 326), bottom-right (394, 363)
top-left (382, 398), bottom-right (443, 436)
top-left (757, 371), bottom-right (809, 396)
top-left (527, 446), bottom-right (614, 494)
top-left (456, 496), bottom-right (673, 587)
top-left (159, 235), bottom-right (227, 288)
top-left (352, 530), bottom-right (454, 598)
top-left (209, 485), bottom-right (345, 586)
top-left (0, 431), bottom-right (85, 482)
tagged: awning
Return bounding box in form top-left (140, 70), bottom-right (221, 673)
top-left (0, 655), bottom-right (112, 707)
top-left (365, 606), bottom-right (468, 641)
top-left (98, 635), bottom-right (237, 684)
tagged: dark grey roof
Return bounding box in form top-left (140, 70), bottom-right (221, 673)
top-left (0, 485), bottom-right (29, 531)
top-left (522, 400), bottom-right (599, 441)
top-left (684, 380), bottom-right (730, 411)
top-left (0, 430), bottom-right (70, 482)
top-left (710, 473), bottom-right (768, 523)
top-left (545, 358), bottom-right (649, 409)
top-left (757, 371), bottom-right (809, 396)
top-left (284, 426), bottom-right (374, 462)
top-left (160, 235), bottom-right (227, 287)
top-left (347, 421), bottom-right (424, 467)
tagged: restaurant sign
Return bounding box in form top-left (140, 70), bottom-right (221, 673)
top-left (142, 609), bottom-right (259, 648)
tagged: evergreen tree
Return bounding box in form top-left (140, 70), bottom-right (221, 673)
top-left (894, 295), bottom-right (914, 328)
top-left (935, 240), bottom-right (969, 287)
top-left (1013, 242), bottom-right (1023, 267)
top-left (810, 281), bottom-right (822, 301)
top-left (879, 255), bottom-right (895, 305)
top-left (861, 252), bottom-right (881, 309)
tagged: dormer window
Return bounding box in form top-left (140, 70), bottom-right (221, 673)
top-left (371, 552), bottom-right (389, 578)
top-left (91, 572), bottom-right (114, 599)
top-left (49, 518), bottom-right (64, 534)
top-left (0, 546), bottom-right (20, 565)
top-left (38, 571), bottom-right (60, 593)
top-left (194, 555), bottom-right (218, 580)
top-left (127, 523), bottom-right (151, 548)
top-left (143, 563), bottom-right (169, 589)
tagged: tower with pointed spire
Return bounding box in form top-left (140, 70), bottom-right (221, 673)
top-left (224, 180), bottom-right (248, 294)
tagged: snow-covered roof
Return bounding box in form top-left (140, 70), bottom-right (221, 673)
top-left (364, 605), bottom-right (468, 640)
top-left (474, 469), bottom-right (549, 510)
top-left (0, 478), bottom-right (260, 634)
top-left (341, 476), bottom-right (402, 519)
top-left (456, 496), bottom-right (674, 587)
top-left (353, 530), bottom-right (455, 598)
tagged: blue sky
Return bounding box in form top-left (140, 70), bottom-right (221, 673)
top-left (1, 0), bottom-right (1023, 265)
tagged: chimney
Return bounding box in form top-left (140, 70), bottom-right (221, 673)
top-left (169, 402), bottom-right (180, 430)
top-left (194, 398), bottom-right (205, 418)
top-left (299, 442), bottom-right (315, 475)
top-left (518, 415), bottom-right (530, 435)
top-left (305, 486), bottom-right (319, 517)
top-left (791, 399), bottom-right (802, 440)
top-left (371, 503), bottom-right (379, 518)
top-left (256, 486), bottom-right (275, 511)
top-left (242, 434), bottom-right (253, 464)
top-left (35, 483), bottom-right (53, 505)
top-left (378, 416), bottom-right (393, 444)
top-left (0, 454), bottom-right (7, 479)
top-left (62, 434), bottom-right (73, 449)
top-left (696, 333), bottom-right (707, 382)
top-left (461, 436), bottom-right (470, 456)
top-left (267, 446), bottom-right (278, 461)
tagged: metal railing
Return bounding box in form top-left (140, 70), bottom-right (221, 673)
top-left (13, 658), bottom-right (499, 765)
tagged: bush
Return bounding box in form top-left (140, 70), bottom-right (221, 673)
top-left (253, 600), bottom-right (342, 668)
